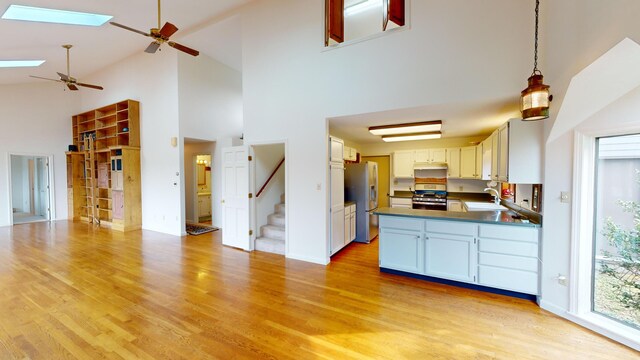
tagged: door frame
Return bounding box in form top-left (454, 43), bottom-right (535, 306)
top-left (7, 152), bottom-right (55, 226)
top-left (248, 139), bottom-right (289, 256)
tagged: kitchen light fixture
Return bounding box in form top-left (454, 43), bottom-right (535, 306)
top-left (521, 0), bottom-right (551, 121)
top-left (1, 5), bottom-right (112, 26)
top-left (382, 131), bottom-right (442, 142)
top-left (0, 60), bottom-right (45, 68)
top-left (369, 120), bottom-right (442, 136)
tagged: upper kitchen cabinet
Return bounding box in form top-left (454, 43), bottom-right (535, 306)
top-left (343, 146), bottom-right (358, 162)
top-left (459, 147), bottom-right (478, 179)
top-left (393, 150), bottom-right (415, 178)
top-left (447, 148), bottom-right (461, 178)
top-left (491, 130), bottom-right (499, 181)
top-left (330, 136), bottom-right (344, 163)
top-left (415, 148), bottom-right (446, 163)
top-left (481, 137), bottom-right (492, 181)
top-left (494, 119), bottom-right (544, 184)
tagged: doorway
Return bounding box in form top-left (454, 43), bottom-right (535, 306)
top-left (362, 155), bottom-right (390, 208)
top-left (10, 154), bottom-right (52, 225)
top-left (184, 139), bottom-right (216, 226)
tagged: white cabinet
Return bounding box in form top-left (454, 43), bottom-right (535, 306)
top-left (431, 148), bottom-right (447, 163)
top-left (343, 146), bottom-right (357, 162)
top-left (477, 224), bottom-right (540, 295)
top-left (498, 124), bottom-right (509, 182)
top-left (390, 197), bottom-right (412, 208)
top-left (330, 161), bottom-right (345, 255)
top-left (447, 148), bottom-right (461, 178)
top-left (344, 204), bottom-right (357, 246)
top-left (424, 220), bottom-right (477, 283)
top-left (330, 136), bottom-right (344, 163)
top-left (378, 215), bottom-right (541, 295)
top-left (490, 131), bottom-right (499, 181)
top-left (198, 194), bottom-right (212, 217)
top-left (481, 137), bottom-right (492, 181)
top-left (447, 199), bottom-right (463, 212)
top-left (460, 146), bottom-right (478, 179)
top-left (392, 151), bottom-right (415, 178)
top-left (415, 148), bottom-right (446, 163)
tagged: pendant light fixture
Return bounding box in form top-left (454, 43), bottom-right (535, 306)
top-left (521, 0), bottom-right (551, 121)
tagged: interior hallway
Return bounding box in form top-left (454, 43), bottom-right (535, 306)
top-left (0, 221), bottom-right (636, 359)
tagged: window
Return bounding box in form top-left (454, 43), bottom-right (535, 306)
top-left (592, 134), bottom-right (640, 330)
top-left (325, 0), bottom-right (406, 46)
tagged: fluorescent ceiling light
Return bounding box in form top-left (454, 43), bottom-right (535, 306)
top-left (0, 60), bottom-right (45, 68)
top-left (1, 5), bottom-right (112, 26)
top-left (382, 132), bottom-right (442, 142)
top-left (369, 121), bottom-right (443, 136)
top-left (345, 0), bottom-right (382, 16)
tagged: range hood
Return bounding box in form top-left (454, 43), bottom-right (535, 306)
top-left (414, 162), bottom-right (448, 170)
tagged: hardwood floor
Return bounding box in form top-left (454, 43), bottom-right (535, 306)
top-left (0, 221), bottom-right (636, 359)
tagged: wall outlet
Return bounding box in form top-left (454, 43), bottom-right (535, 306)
top-left (560, 191), bottom-right (571, 203)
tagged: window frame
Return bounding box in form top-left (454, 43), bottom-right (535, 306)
top-left (571, 125), bottom-right (640, 350)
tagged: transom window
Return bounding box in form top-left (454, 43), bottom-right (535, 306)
top-left (325, 0), bottom-right (406, 46)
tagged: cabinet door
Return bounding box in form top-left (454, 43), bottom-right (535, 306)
top-left (350, 212), bottom-right (356, 242)
top-left (113, 190), bottom-right (124, 220)
top-left (431, 148), bottom-right (447, 163)
top-left (447, 200), bottom-right (463, 212)
top-left (447, 148), bottom-right (461, 178)
top-left (475, 145), bottom-right (483, 180)
top-left (459, 147), bottom-right (476, 178)
top-left (206, 196), bottom-right (212, 216)
top-left (392, 151), bottom-right (415, 178)
top-left (344, 212), bottom-right (350, 246)
top-left (113, 172), bottom-right (123, 191)
top-left (97, 163), bottom-right (109, 188)
top-left (331, 207), bottom-right (345, 254)
top-left (330, 137), bottom-right (344, 163)
top-left (425, 232), bottom-right (476, 283)
top-left (498, 124), bottom-right (509, 182)
top-left (491, 131), bottom-right (499, 181)
top-left (390, 197), bottom-right (412, 208)
top-left (415, 149), bottom-right (429, 163)
top-left (481, 139), bottom-right (492, 181)
top-left (379, 228), bottom-right (424, 274)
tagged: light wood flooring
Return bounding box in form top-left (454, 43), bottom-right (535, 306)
top-left (0, 221), bottom-right (637, 359)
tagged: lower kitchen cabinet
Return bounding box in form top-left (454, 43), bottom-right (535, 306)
top-left (390, 197), bottom-right (412, 208)
top-left (378, 215), bottom-right (540, 295)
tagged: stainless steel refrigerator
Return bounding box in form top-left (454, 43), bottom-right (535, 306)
top-left (345, 161), bottom-right (378, 243)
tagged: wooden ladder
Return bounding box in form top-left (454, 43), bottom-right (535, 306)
top-left (84, 136), bottom-right (99, 224)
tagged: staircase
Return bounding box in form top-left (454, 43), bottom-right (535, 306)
top-left (255, 193), bottom-right (285, 255)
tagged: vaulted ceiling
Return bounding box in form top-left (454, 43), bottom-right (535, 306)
top-left (0, 0), bottom-right (250, 85)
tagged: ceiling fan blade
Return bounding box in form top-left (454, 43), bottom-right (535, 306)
top-left (57, 72), bottom-right (70, 81)
top-left (67, 83), bottom-right (79, 91)
top-left (110, 22), bottom-right (151, 37)
top-left (168, 41), bottom-right (200, 57)
top-left (159, 22), bottom-right (179, 38)
top-left (145, 42), bottom-right (161, 54)
top-left (30, 75), bottom-right (62, 82)
top-left (77, 82), bottom-right (104, 90)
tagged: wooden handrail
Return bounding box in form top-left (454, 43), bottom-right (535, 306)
top-left (256, 157), bottom-right (285, 198)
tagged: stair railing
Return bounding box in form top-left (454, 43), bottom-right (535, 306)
top-left (256, 157), bottom-right (285, 198)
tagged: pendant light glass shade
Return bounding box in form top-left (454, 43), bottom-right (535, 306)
top-left (521, 74), bottom-right (550, 121)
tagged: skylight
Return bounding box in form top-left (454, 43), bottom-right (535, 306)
top-left (0, 60), bottom-right (45, 68)
top-left (1, 5), bottom-right (112, 26)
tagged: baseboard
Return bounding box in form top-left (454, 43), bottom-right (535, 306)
top-left (286, 252), bottom-right (329, 265)
top-left (540, 300), bottom-right (640, 352)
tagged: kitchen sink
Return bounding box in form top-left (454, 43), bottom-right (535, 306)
top-left (463, 202), bottom-right (508, 211)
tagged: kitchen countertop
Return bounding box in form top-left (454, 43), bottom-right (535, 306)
top-left (446, 192), bottom-right (494, 202)
top-left (374, 207), bottom-right (541, 228)
top-left (345, 200), bottom-right (356, 207)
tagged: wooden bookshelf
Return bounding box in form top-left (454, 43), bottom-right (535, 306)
top-left (67, 100), bottom-right (141, 232)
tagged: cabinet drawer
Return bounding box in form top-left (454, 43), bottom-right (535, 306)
top-left (478, 252), bottom-right (538, 272)
top-left (426, 220), bottom-right (476, 236)
top-left (380, 216), bottom-right (424, 232)
top-left (478, 238), bottom-right (538, 257)
top-left (390, 198), bottom-right (412, 206)
top-left (478, 265), bottom-right (538, 295)
top-left (478, 224), bottom-right (538, 243)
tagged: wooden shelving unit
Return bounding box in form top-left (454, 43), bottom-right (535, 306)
top-left (67, 100), bottom-right (141, 232)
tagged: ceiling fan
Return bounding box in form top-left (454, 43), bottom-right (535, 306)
top-left (110, 0), bottom-right (200, 57)
top-left (30, 45), bottom-right (104, 91)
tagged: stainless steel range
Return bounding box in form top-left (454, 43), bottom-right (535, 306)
top-left (412, 183), bottom-right (447, 211)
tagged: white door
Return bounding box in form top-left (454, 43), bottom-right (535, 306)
top-left (222, 146), bottom-right (251, 251)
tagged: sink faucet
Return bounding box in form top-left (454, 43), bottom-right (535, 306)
top-left (484, 188), bottom-right (501, 204)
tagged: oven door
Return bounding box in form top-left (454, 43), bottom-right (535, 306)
top-left (412, 202), bottom-right (448, 211)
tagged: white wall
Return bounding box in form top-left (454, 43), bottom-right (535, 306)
top-left (254, 144), bottom-right (285, 232)
top-left (241, 0), bottom-right (532, 264)
top-left (10, 156), bottom-right (27, 213)
top-left (79, 50), bottom-right (182, 236)
top-left (177, 53), bottom-right (243, 230)
top-left (0, 83), bottom-right (79, 227)
top-left (540, 0), bottom-right (640, 314)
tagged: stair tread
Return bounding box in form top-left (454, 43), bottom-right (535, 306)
top-left (261, 224), bottom-right (285, 231)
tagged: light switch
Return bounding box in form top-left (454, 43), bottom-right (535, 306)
top-left (560, 191), bottom-right (570, 203)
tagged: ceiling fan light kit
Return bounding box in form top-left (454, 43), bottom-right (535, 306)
top-left (521, 0), bottom-right (551, 121)
top-left (30, 45), bottom-right (104, 91)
